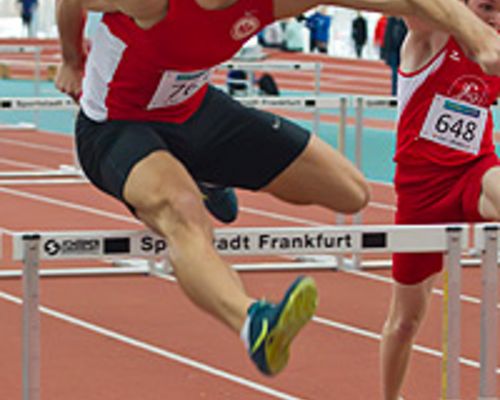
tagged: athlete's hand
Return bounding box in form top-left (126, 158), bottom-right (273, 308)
top-left (55, 62), bottom-right (84, 102)
top-left (472, 26), bottom-right (500, 76)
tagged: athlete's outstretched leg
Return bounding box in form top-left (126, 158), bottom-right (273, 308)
top-left (124, 150), bottom-right (317, 375)
top-left (125, 151), bottom-right (251, 330)
top-left (380, 274), bottom-right (436, 400)
top-left (262, 134), bottom-right (369, 213)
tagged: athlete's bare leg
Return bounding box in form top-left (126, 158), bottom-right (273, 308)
top-left (479, 166), bottom-right (500, 220)
top-left (262, 134), bottom-right (370, 212)
top-left (124, 150), bottom-right (252, 332)
top-left (380, 274), bottom-right (437, 400)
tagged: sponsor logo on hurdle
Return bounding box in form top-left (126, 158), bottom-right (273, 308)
top-left (43, 238), bottom-right (101, 256)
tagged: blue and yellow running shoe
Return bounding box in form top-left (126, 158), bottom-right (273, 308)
top-left (247, 276), bottom-right (318, 375)
top-left (198, 183), bottom-right (238, 224)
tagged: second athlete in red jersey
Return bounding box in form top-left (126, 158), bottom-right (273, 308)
top-left (395, 37), bottom-right (500, 166)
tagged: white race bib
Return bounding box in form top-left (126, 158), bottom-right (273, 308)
top-left (419, 94), bottom-right (488, 155)
top-left (147, 69), bottom-right (211, 109)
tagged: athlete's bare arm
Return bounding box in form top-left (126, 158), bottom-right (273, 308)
top-left (55, 0), bottom-right (165, 97)
top-left (56, 0), bottom-right (88, 68)
top-left (399, 20), bottom-right (446, 73)
top-left (55, 0), bottom-right (87, 99)
top-left (274, 0), bottom-right (500, 75)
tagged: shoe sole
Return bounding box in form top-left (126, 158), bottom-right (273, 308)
top-left (265, 277), bottom-right (318, 375)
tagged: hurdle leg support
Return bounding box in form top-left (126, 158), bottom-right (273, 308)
top-left (22, 234), bottom-right (41, 400)
top-left (479, 226), bottom-right (498, 399)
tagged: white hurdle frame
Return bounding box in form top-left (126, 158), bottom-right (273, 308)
top-left (441, 226), bottom-right (463, 399)
top-left (0, 45), bottom-right (50, 128)
top-left (12, 224), bottom-right (469, 400)
top-left (0, 96), bottom-right (83, 180)
top-left (474, 224), bottom-right (499, 399)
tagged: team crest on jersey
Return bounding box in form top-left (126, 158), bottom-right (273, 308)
top-left (448, 75), bottom-right (489, 106)
top-left (231, 13), bottom-right (260, 41)
top-left (449, 50), bottom-right (461, 62)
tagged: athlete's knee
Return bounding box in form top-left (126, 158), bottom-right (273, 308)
top-left (356, 177), bottom-right (371, 209)
top-left (343, 176), bottom-right (370, 214)
top-left (383, 312), bottom-right (424, 343)
top-left (134, 185), bottom-right (212, 239)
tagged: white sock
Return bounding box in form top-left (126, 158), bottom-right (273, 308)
top-left (240, 314), bottom-right (252, 351)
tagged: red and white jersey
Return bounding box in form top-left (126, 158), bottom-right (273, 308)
top-left (81, 0), bottom-right (274, 122)
top-left (395, 37), bottom-right (500, 166)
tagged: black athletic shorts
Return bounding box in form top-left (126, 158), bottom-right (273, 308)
top-left (75, 85), bottom-right (311, 204)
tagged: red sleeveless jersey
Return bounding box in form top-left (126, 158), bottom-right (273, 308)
top-left (395, 37), bottom-right (500, 166)
top-left (80, 0), bottom-right (274, 122)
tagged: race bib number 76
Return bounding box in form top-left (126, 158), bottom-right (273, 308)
top-left (147, 69), bottom-right (211, 110)
top-left (419, 94), bottom-right (488, 155)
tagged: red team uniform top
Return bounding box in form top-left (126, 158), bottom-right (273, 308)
top-left (80, 0), bottom-right (274, 123)
top-left (395, 37), bottom-right (500, 167)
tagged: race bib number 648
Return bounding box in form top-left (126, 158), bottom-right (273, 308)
top-left (419, 94), bottom-right (488, 155)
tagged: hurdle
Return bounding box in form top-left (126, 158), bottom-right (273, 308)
top-left (0, 44), bottom-right (49, 129)
top-left (0, 95), bottom-right (83, 181)
top-left (11, 223), bottom-right (476, 400)
top-left (217, 61), bottom-right (322, 133)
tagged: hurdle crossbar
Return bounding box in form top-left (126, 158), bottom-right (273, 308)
top-left (0, 45), bottom-right (40, 53)
top-left (237, 96), bottom-right (341, 109)
top-left (12, 224), bottom-right (469, 261)
top-left (0, 96), bottom-right (341, 111)
top-left (219, 61), bottom-right (320, 71)
top-left (0, 97), bottom-right (76, 111)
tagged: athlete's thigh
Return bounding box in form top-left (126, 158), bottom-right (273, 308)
top-left (387, 274), bottom-right (437, 322)
top-left (479, 165), bottom-right (500, 220)
top-left (76, 111), bottom-right (195, 210)
top-left (190, 86), bottom-right (311, 189)
top-left (123, 150), bottom-right (201, 213)
top-left (263, 134), bottom-right (367, 213)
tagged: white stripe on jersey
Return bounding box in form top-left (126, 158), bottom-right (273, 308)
top-left (397, 52), bottom-right (446, 118)
top-left (81, 23), bottom-right (127, 121)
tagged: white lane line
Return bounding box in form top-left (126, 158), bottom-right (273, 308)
top-left (368, 202), bottom-right (396, 211)
top-left (0, 157), bottom-right (50, 170)
top-left (0, 290), bottom-right (302, 400)
top-left (312, 316), bottom-right (499, 372)
top-left (345, 268), bottom-right (500, 309)
top-left (0, 137), bottom-right (72, 154)
top-left (240, 207), bottom-right (324, 226)
top-left (0, 186), bottom-right (140, 225)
